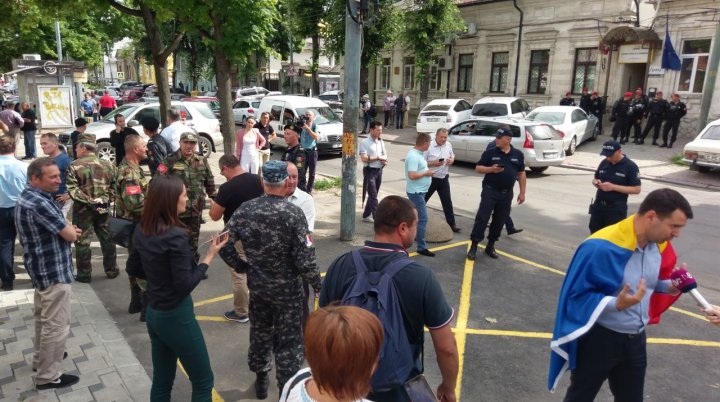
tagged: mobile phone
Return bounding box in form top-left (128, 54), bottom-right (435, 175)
top-left (497, 163), bottom-right (505, 168)
top-left (404, 374), bottom-right (438, 402)
top-left (438, 158), bottom-right (445, 162)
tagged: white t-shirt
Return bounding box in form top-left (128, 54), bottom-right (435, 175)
top-left (160, 120), bottom-right (186, 152)
top-left (288, 187), bottom-right (315, 232)
top-left (423, 140), bottom-right (454, 179)
top-left (280, 368), bottom-right (373, 402)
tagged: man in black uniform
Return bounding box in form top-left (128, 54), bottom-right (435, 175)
top-left (467, 128), bottom-right (526, 261)
top-left (588, 140), bottom-right (641, 233)
top-left (560, 92), bottom-right (576, 106)
top-left (579, 88), bottom-right (592, 114)
top-left (640, 91), bottom-right (668, 145)
top-left (611, 92), bottom-right (633, 144)
top-left (660, 93), bottom-right (687, 148)
top-left (630, 88), bottom-right (648, 144)
top-left (589, 91), bottom-right (604, 135)
top-left (281, 123), bottom-right (307, 191)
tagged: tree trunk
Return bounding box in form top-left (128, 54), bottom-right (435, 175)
top-left (419, 64), bottom-right (430, 106)
top-left (140, 3), bottom-right (172, 124)
top-left (214, 51), bottom-right (235, 155)
top-left (311, 33), bottom-right (320, 96)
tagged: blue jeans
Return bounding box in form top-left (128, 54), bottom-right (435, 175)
top-left (363, 112), bottom-right (372, 133)
top-left (0, 207), bottom-right (17, 285)
top-left (407, 192), bottom-right (428, 251)
top-left (24, 130), bottom-right (37, 158)
top-left (395, 109), bottom-right (404, 128)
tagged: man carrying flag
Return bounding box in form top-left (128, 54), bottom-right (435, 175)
top-left (549, 188), bottom-right (694, 401)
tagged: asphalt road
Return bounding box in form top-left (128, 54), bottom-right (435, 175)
top-left (89, 143), bottom-right (719, 401)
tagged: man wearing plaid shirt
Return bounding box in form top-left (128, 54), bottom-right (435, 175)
top-left (15, 158), bottom-right (82, 390)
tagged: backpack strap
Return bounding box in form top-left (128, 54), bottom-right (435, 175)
top-left (280, 368), bottom-right (312, 402)
top-left (351, 249), bottom-right (413, 279)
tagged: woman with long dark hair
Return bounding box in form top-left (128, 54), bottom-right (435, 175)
top-left (127, 175), bottom-right (228, 401)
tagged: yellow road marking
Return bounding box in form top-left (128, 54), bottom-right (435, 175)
top-left (196, 315), bottom-right (230, 322)
top-left (177, 360), bottom-right (225, 401)
top-left (669, 306), bottom-right (710, 322)
top-left (194, 294), bottom-right (233, 307)
top-left (452, 244), bottom-right (475, 401)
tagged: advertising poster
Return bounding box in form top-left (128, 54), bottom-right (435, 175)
top-left (37, 85), bottom-right (73, 128)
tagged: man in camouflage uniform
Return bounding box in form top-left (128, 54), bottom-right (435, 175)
top-left (114, 134), bottom-right (149, 320)
top-left (66, 133), bottom-right (118, 282)
top-left (162, 132), bottom-right (216, 262)
top-left (219, 160), bottom-right (321, 399)
top-left (280, 123), bottom-right (307, 192)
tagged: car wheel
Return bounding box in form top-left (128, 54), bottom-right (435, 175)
top-left (97, 141), bottom-right (116, 164)
top-left (591, 125), bottom-right (600, 141)
top-left (567, 136), bottom-right (577, 156)
top-left (198, 136), bottom-right (213, 157)
top-left (529, 166), bottom-right (549, 173)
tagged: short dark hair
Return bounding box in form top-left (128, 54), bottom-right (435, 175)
top-left (416, 132), bottom-right (431, 146)
top-left (27, 157), bottom-right (57, 181)
top-left (139, 175), bottom-right (185, 236)
top-left (260, 112), bottom-right (270, 118)
top-left (167, 107), bottom-right (181, 121)
top-left (638, 188), bottom-right (693, 219)
top-left (40, 133), bottom-right (58, 143)
top-left (218, 154), bottom-right (240, 169)
top-left (436, 128), bottom-right (449, 136)
top-left (369, 121), bottom-right (382, 130)
top-left (142, 117), bottom-right (160, 132)
top-left (374, 196), bottom-right (417, 234)
top-left (114, 113), bottom-right (124, 122)
top-left (124, 134), bottom-right (143, 153)
top-left (0, 135), bottom-right (16, 154)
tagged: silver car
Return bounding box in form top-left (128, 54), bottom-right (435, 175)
top-left (447, 117), bottom-right (566, 173)
top-left (526, 106), bottom-right (599, 155)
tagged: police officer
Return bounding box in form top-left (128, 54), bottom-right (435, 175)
top-left (66, 133), bottom-right (118, 282)
top-left (579, 88), bottom-right (592, 113)
top-left (163, 132), bottom-right (217, 262)
top-left (467, 127), bottom-right (527, 261)
top-left (560, 92), bottom-right (576, 106)
top-left (660, 93), bottom-right (687, 148)
top-left (588, 140), bottom-right (641, 233)
top-left (630, 88), bottom-right (648, 143)
top-left (640, 91), bottom-right (669, 145)
top-left (281, 123), bottom-right (307, 191)
top-left (218, 160), bottom-right (322, 398)
top-left (589, 91), bottom-right (604, 135)
top-left (114, 134), bottom-right (150, 320)
top-left (611, 92), bottom-right (633, 144)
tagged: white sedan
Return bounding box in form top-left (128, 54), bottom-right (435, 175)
top-left (232, 99), bottom-right (261, 124)
top-left (416, 99), bottom-right (473, 135)
top-left (683, 118), bottom-right (720, 173)
top-left (526, 106), bottom-right (599, 155)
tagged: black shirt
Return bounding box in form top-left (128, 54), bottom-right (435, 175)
top-left (147, 134), bottom-right (172, 175)
top-left (612, 99), bottom-right (632, 121)
top-left (21, 108), bottom-right (37, 131)
top-left (560, 97), bottom-right (576, 106)
top-left (589, 97), bottom-right (604, 116)
top-left (646, 98), bottom-right (669, 117)
top-left (254, 122), bottom-right (274, 150)
top-left (666, 101), bottom-right (687, 121)
top-left (579, 94), bottom-right (592, 114)
top-left (215, 173), bottom-right (264, 223)
top-left (282, 144), bottom-right (308, 191)
top-left (594, 155), bottom-right (641, 203)
top-left (127, 226), bottom-right (208, 311)
top-left (477, 145), bottom-right (525, 190)
top-left (109, 127), bottom-right (137, 166)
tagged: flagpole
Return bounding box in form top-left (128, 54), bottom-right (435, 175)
top-left (697, 18), bottom-right (720, 131)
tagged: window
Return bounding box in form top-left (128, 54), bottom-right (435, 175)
top-left (457, 54), bottom-right (474, 92)
top-left (527, 50), bottom-right (550, 94)
top-left (572, 48), bottom-right (597, 94)
top-left (379, 58), bottom-right (391, 89)
top-left (490, 52), bottom-right (509, 93)
top-left (571, 109), bottom-right (587, 123)
top-left (678, 39), bottom-right (710, 93)
top-left (403, 57), bottom-right (415, 89)
top-left (133, 107), bottom-right (160, 124)
top-left (454, 100), bottom-right (472, 112)
top-left (270, 105), bottom-right (282, 122)
top-left (429, 56), bottom-right (441, 91)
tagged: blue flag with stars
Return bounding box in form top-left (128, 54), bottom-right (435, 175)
top-left (662, 29), bottom-right (682, 71)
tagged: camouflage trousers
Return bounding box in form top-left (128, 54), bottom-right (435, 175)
top-left (248, 294), bottom-right (304, 389)
top-left (73, 205), bottom-right (118, 281)
top-left (180, 215), bottom-right (201, 261)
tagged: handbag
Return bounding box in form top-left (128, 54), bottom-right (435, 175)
top-left (107, 204), bottom-right (137, 248)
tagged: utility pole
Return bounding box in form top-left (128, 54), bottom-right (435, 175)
top-left (697, 19), bottom-right (720, 131)
top-left (340, 0), bottom-right (365, 241)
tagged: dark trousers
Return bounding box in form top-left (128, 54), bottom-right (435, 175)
top-left (631, 119), bottom-right (642, 140)
top-left (146, 296), bottom-right (214, 402)
top-left (662, 119), bottom-right (681, 146)
top-left (593, 113), bottom-right (603, 134)
top-left (23, 129), bottom-right (37, 157)
top-left (564, 325), bottom-right (647, 402)
top-left (470, 186), bottom-right (513, 243)
top-left (425, 175), bottom-right (456, 227)
top-left (304, 148), bottom-right (318, 193)
top-left (395, 109), bottom-right (404, 129)
top-left (641, 115), bottom-right (663, 142)
top-left (384, 110), bottom-right (392, 127)
top-left (611, 120), bottom-right (630, 142)
top-left (588, 202), bottom-right (627, 233)
top-left (505, 215), bottom-right (515, 231)
top-left (363, 112), bottom-right (372, 133)
top-left (0, 207), bottom-right (17, 286)
top-left (363, 167), bottom-right (383, 219)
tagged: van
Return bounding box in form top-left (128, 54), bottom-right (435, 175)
top-left (259, 95), bottom-right (343, 154)
top-left (471, 96), bottom-right (531, 118)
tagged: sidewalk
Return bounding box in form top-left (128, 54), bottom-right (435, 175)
top-left (374, 126), bottom-right (720, 190)
top-left (0, 283), bottom-right (151, 401)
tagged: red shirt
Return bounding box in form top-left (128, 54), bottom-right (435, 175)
top-left (99, 95), bottom-right (116, 109)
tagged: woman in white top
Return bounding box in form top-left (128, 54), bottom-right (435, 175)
top-left (235, 117), bottom-right (266, 174)
top-left (280, 306), bottom-right (383, 402)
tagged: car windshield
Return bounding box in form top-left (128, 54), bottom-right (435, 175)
top-left (527, 124), bottom-right (561, 140)
top-left (527, 111), bottom-right (565, 125)
top-left (471, 103), bottom-right (507, 116)
top-left (102, 105), bottom-right (140, 122)
top-left (188, 102), bottom-right (217, 119)
top-left (423, 104), bottom-right (452, 112)
top-left (297, 107), bottom-right (341, 124)
top-left (319, 95), bottom-right (339, 102)
top-left (701, 125), bottom-right (720, 140)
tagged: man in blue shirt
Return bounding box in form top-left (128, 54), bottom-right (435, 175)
top-left (405, 132), bottom-right (435, 257)
top-left (15, 158), bottom-right (82, 390)
top-left (40, 133), bottom-right (72, 217)
top-left (0, 135), bottom-right (28, 290)
top-left (299, 110), bottom-right (319, 194)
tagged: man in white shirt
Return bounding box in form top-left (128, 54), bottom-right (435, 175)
top-left (424, 128), bottom-right (460, 233)
top-left (358, 121), bottom-right (387, 223)
top-left (403, 93), bottom-right (411, 128)
top-left (159, 107), bottom-right (185, 152)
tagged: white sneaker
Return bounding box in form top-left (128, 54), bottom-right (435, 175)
top-left (362, 216), bottom-right (374, 223)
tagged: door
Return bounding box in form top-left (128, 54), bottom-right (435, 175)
top-left (448, 121), bottom-right (479, 161)
top-left (570, 109), bottom-right (588, 143)
top-left (466, 121), bottom-right (502, 162)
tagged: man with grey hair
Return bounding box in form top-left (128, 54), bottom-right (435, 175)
top-left (160, 107), bottom-right (185, 152)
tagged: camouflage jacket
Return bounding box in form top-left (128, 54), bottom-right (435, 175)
top-left (114, 160), bottom-right (148, 221)
top-left (219, 194), bottom-right (321, 301)
top-left (162, 151), bottom-right (217, 218)
top-left (281, 144), bottom-right (307, 191)
top-left (67, 154), bottom-right (116, 206)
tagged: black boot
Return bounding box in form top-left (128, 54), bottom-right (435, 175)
top-left (466, 242), bottom-right (478, 261)
top-left (255, 371), bottom-right (269, 399)
top-left (485, 241), bottom-right (499, 259)
top-left (668, 142), bottom-right (674, 149)
top-left (128, 283), bottom-right (142, 314)
top-left (139, 292), bottom-right (148, 322)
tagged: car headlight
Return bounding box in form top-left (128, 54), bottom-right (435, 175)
top-left (317, 132), bottom-right (328, 142)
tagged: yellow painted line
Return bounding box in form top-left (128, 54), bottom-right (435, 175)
top-left (194, 294), bottom-right (233, 307)
top-left (647, 338), bottom-right (720, 347)
top-left (408, 240), bottom-right (471, 257)
top-left (452, 243), bottom-right (476, 401)
top-left (196, 315), bottom-right (230, 322)
top-left (669, 306), bottom-right (710, 322)
top-left (464, 328), bottom-right (552, 339)
top-left (177, 360), bottom-right (225, 401)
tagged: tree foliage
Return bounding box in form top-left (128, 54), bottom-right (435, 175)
top-left (285, 0), bottom-right (327, 95)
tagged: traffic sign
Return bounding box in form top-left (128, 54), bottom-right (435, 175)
top-left (286, 66), bottom-right (297, 77)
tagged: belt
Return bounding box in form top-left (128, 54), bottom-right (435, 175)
top-left (595, 199), bottom-right (624, 206)
top-left (483, 185), bottom-right (511, 194)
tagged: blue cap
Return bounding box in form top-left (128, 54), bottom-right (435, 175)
top-left (600, 140), bottom-right (621, 156)
top-left (262, 160), bottom-right (289, 183)
top-left (495, 128), bottom-right (513, 138)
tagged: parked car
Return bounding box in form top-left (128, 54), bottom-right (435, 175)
top-left (447, 117), bottom-right (566, 172)
top-left (119, 81), bottom-right (142, 91)
top-left (416, 99), bottom-right (473, 135)
top-left (683, 118), bottom-right (720, 173)
top-left (58, 101), bottom-right (222, 162)
top-left (232, 99), bottom-right (261, 124)
top-left (183, 96), bottom-right (221, 117)
top-left (258, 95), bottom-right (343, 154)
top-left (122, 89), bottom-right (144, 104)
top-left (235, 86), bottom-right (270, 101)
top-left (318, 91), bottom-right (344, 118)
top-left (526, 106), bottom-right (599, 155)
top-left (471, 96), bottom-right (530, 118)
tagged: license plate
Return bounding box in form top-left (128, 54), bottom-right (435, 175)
top-left (704, 153), bottom-right (720, 162)
top-left (332, 143), bottom-right (342, 148)
top-left (426, 118), bottom-right (440, 122)
top-left (543, 152), bottom-right (558, 159)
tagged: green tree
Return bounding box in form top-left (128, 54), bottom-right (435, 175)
top-left (286, 0), bottom-right (327, 95)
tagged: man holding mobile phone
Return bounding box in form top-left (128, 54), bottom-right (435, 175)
top-left (423, 128), bottom-right (460, 233)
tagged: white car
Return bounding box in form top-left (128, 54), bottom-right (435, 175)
top-left (416, 99), bottom-right (473, 135)
top-left (471, 96), bottom-right (531, 118)
top-left (232, 99), bottom-right (261, 124)
top-left (59, 101), bottom-right (223, 162)
top-left (526, 106), bottom-right (599, 155)
top-left (683, 118), bottom-right (720, 173)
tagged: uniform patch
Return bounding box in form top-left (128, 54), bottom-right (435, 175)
top-left (126, 185), bottom-right (142, 195)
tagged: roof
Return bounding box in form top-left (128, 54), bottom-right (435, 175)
top-left (601, 26), bottom-right (661, 48)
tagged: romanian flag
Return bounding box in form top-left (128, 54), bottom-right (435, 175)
top-left (548, 216), bottom-right (674, 392)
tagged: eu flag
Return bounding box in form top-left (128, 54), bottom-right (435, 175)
top-left (662, 30), bottom-right (682, 71)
